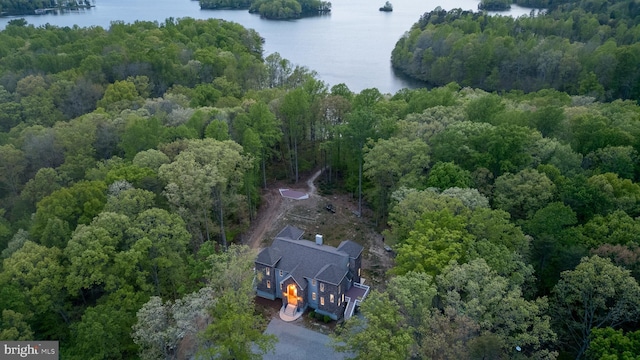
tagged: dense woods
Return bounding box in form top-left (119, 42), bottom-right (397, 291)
top-left (392, 0), bottom-right (640, 101)
top-left (1, 1), bottom-right (640, 359)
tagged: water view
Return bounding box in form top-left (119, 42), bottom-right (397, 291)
top-left (0, 0), bottom-right (537, 93)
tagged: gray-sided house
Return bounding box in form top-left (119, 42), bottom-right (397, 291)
top-left (255, 225), bottom-right (369, 321)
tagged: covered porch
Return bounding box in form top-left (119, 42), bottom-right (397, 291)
top-left (279, 281), bottom-right (305, 322)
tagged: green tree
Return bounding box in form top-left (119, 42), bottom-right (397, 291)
top-left (19, 168), bottom-right (62, 209)
top-left (118, 115), bottom-right (165, 161)
top-left (332, 290), bottom-right (413, 360)
top-left (128, 208), bottom-right (191, 298)
top-left (132, 149), bottom-right (170, 171)
top-left (524, 202), bottom-right (585, 294)
top-left (65, 223), bottom-right (122, 298)
top-left (0, 241), bottom-right (68, 334)
top-left (552, 256), bottom-right (640, 358)
top-left (584, 146), bottom-right (638, 180)
top-left (393, 209), bottom-right (474, 276)
top-left (67, 288), bottom-right (146, 360)
top-left (437, 259), bottom-right (557, 359)
top-left (385, 188), bottom-right (466, 245)
top-left (426, 161), bottom-right (472, 190)
top-left (233, 101), bottom-right (282, 188)
top-left (97, 79), bottom-right (141, 112)
top-left (586, 327), bottom-right (640, 360)
top-left (0, 310), bottom-right (34, 341)
top-left (159, 139), bottom-right (252, 250)
top-left (278, 88), bottom-right (309, 183)
top-left (200, 245), bottom-right (275, 359)
top-left (0, 144), bottom-right (26, 196)
top-left (103, 188), bottom-right (157, 218)
top-left (493, 169), bottom-right (556, 220)
top-left (364, 137), bottom-right (430, 223)
top-left (31, 181), bottom-right (107, 247)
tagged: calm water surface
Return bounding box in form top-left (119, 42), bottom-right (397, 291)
top-left (0, 0), bottom-right (535, 93)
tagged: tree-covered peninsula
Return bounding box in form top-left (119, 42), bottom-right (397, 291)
top-left (200, 0), bottom-right (331, 19)
top-left (391, 0), bottom-right (640, 101)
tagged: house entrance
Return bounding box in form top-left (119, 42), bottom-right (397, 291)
top-left (287, 284), bottom-right (298, 306)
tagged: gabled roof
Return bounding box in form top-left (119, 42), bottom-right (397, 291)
top-left (337, 240), bottom-right (364, 259)
top-left (316, 263), bottom-right (347, 285)
top-left (275, 225), bottom-right (305, 241)
top-left (265, 236), bottom-right (349, 285)
top-left (288, 263), bottom-right (308, 290)
top-left (256, 247), bottom-right (282, 267)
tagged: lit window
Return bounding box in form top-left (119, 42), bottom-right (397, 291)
top-left (341, 294), bottom-right (345, 303)
top-left (358, 268), bottom-right (361, 276)
top-left (266, 280), bottom-right (271, 289)
top-left (320, 297), bottom-right (325, 306)
top-left (312, 292), bottom-right (317, 301)
top-left (320, 283), bottom-right (325, 292)
top-left (330, 294), bottom-right (335, 303)
top-left (265, 268), bottom-right (270, 276)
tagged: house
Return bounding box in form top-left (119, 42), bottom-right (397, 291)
top-left (255, 225), bottom-right (369, 321)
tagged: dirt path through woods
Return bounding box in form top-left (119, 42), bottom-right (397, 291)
top-left (245, 168), bottom-right (323, 250)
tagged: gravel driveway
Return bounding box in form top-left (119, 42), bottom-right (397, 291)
top-left (262, 318), bottom-right (352, 360)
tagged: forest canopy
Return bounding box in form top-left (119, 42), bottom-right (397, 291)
top-left (391, 0), bottom-right (640, 101)
top-left (1, 5), bottom-right (640, 359)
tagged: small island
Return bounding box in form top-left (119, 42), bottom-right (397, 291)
top-left (379, 1), bottom-right (392, 12)
top-left (200, 0), bottom-right (331, 20)
top-left (478, 0), bottom-right (511, 11)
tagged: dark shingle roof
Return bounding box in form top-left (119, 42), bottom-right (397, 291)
top-left (267, 237), bottom-right (349, 284)
top-left (288, 263), bottom-right (308, 290)
top-left (256, 247), bottom-right (282, 266)
top-left (275, 225), bottom-right (305, 240)
top-left (337, 240), bottom-right (364, 259)
top-left (316, 263), bottom-right (347, 285)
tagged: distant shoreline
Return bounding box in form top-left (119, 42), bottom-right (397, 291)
top-left (1, 3), bottom-right (94, 17)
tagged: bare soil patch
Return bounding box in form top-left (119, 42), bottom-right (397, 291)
top-left (243, 168), bottom-right (394, 291)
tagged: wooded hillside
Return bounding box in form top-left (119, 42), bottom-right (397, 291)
top-left (0, 13), bottom-right (640, 359)
top-left (392, 0), bottom-right (640, 101)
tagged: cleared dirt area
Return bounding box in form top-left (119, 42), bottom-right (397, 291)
top-left (243, 168), bottom-right (394, 290)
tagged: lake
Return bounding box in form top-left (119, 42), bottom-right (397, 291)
top-left (0, 0), bottom-right (536, 94)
